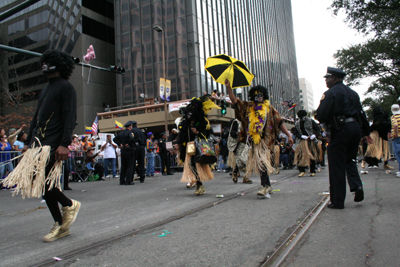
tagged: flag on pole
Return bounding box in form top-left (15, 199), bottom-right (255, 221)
top-left (115, 120), bottom-right (123, 130)
top-left (85, 126), bottom-right (93, 134)
top-left (92, 116), bottom-right (98, 136)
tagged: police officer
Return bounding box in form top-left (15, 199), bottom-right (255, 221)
top-left (159, 132), bottom-right (173, 175)
top-left (130, 121), bottom-right (146, 183)
top-left (113, 121), bottom-right (136, 185)
top-left (316, 67), bottom-right (372, 209)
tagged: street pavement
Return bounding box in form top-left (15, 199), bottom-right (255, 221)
top-left (0, 160), bottom-right (399, 267)
top-left (282, 162), bottom-right (400, 267)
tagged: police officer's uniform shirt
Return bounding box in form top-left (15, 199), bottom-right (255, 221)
top-left (131, 126), bottom-right (145, 146)
top-left (113, 129), bottom-right (135, 148)
top-left (316, 81), bottom-right (369, 136)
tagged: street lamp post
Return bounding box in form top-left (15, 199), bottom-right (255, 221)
top-left (153, 25), bottom-right (168, 134)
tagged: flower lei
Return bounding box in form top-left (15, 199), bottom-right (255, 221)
top-left (247, 100), bottom-right (270, 144)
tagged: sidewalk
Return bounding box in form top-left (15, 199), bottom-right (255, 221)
top-left (282, 161), bottom-right (400, 266)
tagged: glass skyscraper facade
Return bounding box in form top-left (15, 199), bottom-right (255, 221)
top-left (114, 0), bottom-right (299, 113)
top-left (1, 0), bottom-right (116, 131)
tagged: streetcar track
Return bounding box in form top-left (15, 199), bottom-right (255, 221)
top-left (30, 171), bottom-right (316, 267)
top-left (260, 194), bottom-right (330, 267)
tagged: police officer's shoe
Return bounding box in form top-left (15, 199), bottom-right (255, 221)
top-left (126, 182), bottom-right (135, 185)
top-left (327, 203), bottom-right (344, 209)
top-left (310, 173), bottom-right (316, 177)
top-left (354, 187), bottom-right (364, 202)
top-left (298, 172), bottom-right (307, 177)
top-left (242, 176), bottom-right (252, 184)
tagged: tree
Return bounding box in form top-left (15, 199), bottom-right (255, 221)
top-left (330, 0), bottom-right (400, 117)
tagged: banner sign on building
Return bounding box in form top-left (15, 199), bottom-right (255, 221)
top-left (160, 78), bottom-right (165, 100)
top-left (166, 79), bottom-right (171, 101)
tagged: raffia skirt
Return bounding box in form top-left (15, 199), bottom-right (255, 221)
top-left (364, 131), bottom-right (389, 161)
top-left (244, 139), bottom-right (275, 177)
top-left (180, 153), bottom-right (214, 184)
top-left (293, 139), bottom-right (323, 167)
top-left (1, 145), bottom-right (62, 198)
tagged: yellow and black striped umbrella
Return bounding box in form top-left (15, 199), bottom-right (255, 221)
top-left (205, 54), bottom-right (254, 89)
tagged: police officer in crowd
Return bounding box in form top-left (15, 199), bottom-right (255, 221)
top-left (113, 121), bottom-right (136, 185)
top-left (316, 67), bottom-right (372, 209)
top-left (131, 121), bottom-right (146, 183)
top-left (159, 132), bottom-right (173, 176)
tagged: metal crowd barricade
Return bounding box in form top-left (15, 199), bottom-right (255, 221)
top-left (0, 151), bottom-right (22, 180)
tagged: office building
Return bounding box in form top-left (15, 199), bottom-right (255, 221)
top-left (114, 0), bottom-right (299, 114)
top-left (299, 77), bottom-right (314, 112)
top-left (0, 0), bottom-right (116, 132)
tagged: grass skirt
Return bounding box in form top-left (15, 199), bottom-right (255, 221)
top-left (180, 153), bottom-right (214, 183)
top-left (245, 139), bottom-right (274, 177)
top-left (294, 139), bottom-right (322, 167)
top-left (1, 145), bottom-right (63, 199)
top-left (273, 145), bottom-right (280, 168)
top-left (227, 151), bottom-right (236, 169)
top-left (364, 131), bottom-right (383, 160)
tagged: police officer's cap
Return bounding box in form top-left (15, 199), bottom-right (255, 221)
top-left (323, 67), bottom-right (347, 78)
top-left (124, 121), bottom-right (133, 127)
top-left (131, 121), bottom-right (137, 127)
top-left (160, 132), bottom-right (166, 137)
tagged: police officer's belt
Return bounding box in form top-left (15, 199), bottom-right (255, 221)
top-left (122, 147), bottom-right (135, 151)
top-left (345, 117), bottom-right (356, 123)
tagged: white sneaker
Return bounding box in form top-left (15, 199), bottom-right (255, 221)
top-left (368, 166), bottom-right (373, 169)
top-left (106, 175), bottom-right (112, 178)
top-left (396, 171), bottom-right (400, 175)
top-left (396, 173), bottom-right (400, 178)
top-left (373, 165), bottom-right (379, 169)
top-left (114, 175), bottom-right (120, 178)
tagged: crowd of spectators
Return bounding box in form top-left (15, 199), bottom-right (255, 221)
top-left (0, 125), bottom-right (27, 180)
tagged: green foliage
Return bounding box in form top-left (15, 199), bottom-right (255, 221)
top-left (330, 0), bottom-right (400, 116)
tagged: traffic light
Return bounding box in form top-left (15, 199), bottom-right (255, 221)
top-left (109, 65), bottom-right (125, 74)
top-left (221, 100), bottom-right (227, 116)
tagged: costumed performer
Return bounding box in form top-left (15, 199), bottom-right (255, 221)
top-left (363, 106), bottom-right (392, 169)
top-left (225, 79), bottom-right (294, 198)
top-left (227, 118), bottom-right (252, 184)
top-left (292, 110), bottom-right (323, 177)
top-left (2, 50), bottom-right (81, 242)
top-left (176, 96), bottom-right (220, 195)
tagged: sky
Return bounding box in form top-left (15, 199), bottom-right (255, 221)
top-left (291, 0), bottom-right (369, 109)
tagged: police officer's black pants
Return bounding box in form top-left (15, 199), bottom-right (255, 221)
top-left (133, 145), bottom-right (146, 182)
top-left (328, 122), bottom-right (362, 207)
top-left (44, 159), bottom-right (73, 224)
top-left (121, 150), bottom-right (134, 184)
top-left (161, 153), bottom-right (171, 174)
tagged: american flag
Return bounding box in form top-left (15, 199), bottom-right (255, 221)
top-left (92, 116), bottom-right (98, 136)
